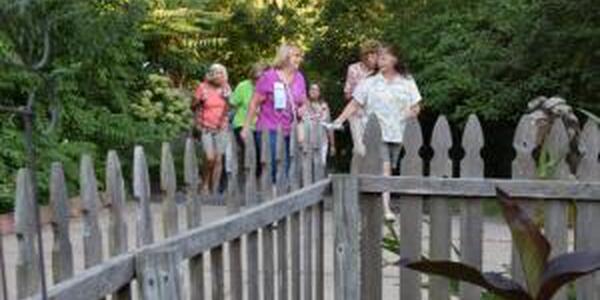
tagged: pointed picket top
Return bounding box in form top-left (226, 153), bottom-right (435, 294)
top-left (134, 146), bottom-right (154, 246)
top-left (312, 120), bottom-right (325, 180)
top-left (577, 120), bottom-right (599, 180)
top-left (50, 162), bottom-right (74, 283)
top-left (512, 115), bottom-right (537, 179)
top-left (106, 151), bottom-right (128, 256)
top-left (289, 122), bottom-right (302, 191)
top-left (401, 117), bottom-right (424, 176)
top-left (228, 130), bottom-right (239, 176)
top-left (226, 130), bottom-right (240, 214)
top-left (160, 142), bottom-right (177, 196)
top-left (544, 119), bottom-right (571, 179)
top-left (184, 138), bottom-right (202, 228)
top-left (80, 154), bottom-right (103, 269)
top-left (290, 121), bottom-right (300, 159)
top-left (462, 115), bottom-right (484, 152)
top-left (430, 115), bottom-right (452, 177)
top-left (461, 115), bottom-right (484, 177)
top-left (15, 168), bottom-right (40, 298)
top-left (244, 131), bottom-right (258, 206)
top-left (359, 115), bottom-right (383, 175)
top-left (260, 130), bottom-right (272, 201)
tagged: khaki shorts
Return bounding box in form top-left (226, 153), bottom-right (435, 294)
top-left (201, 130), bottom-right (228, 158)
top-left (381, 142), bottom-right (402, 165)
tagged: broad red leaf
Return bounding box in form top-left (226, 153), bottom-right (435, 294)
top-left (536, 252), bottom-right (600, 300)
top-left (400, 258), bottom-right (532, 300)
top-left (496, 188), bottom-right (550, 295)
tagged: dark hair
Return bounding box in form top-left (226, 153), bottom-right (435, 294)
top-left (380, 43), bottom-right (410, 76)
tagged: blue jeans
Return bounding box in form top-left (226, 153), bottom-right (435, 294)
top-left (255, 131), bottom-right (291, 183)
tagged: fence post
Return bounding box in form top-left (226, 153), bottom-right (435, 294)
top-left (333, 175), bottom-right (360, 300)
top-left (15, 168), bottom-right (40, 299)
top-left (429, 116), bottom-right (453, 300)
top-left (137, 248), bottom-right (182, 300)
top-left (575, 120), bottom-right (600, 300)
top-left (276, 125), bottom-right (290, 300)
top-left (511, 115), bottom-right (537, 283)
top-left (80, 154), bottom-right (103, 269)
top-left (544, 120), bottom-right (571, 300)
top-left (50, 162), bottom-right (74, 284)
top-left (399, 117), bottom-right (424, 300)
top-left (134, 146), bottom-right (154, 247)
top-left (460, 115), bottom-right (484, 300)
top-left (225, 130), bottom-right (243, 300)
top-left (106, 151), bottom-right (131, 300)
top-left (357, 116), bottom-right (383, 300)
top-left (244, 132), bottom-right (260, 300)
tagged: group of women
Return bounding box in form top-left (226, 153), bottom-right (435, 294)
top-left (191, 41), bottom-right (422, 220)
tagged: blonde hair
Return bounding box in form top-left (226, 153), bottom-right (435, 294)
top-left (205, 63), bottom-right (228, 84)
top-left (360, 39), bottom-right (381, 59)
top-left (272, 43), bottom-right (303, 69)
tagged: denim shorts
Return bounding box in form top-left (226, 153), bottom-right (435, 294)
top-left (381, 142), bottom-right (402, 165)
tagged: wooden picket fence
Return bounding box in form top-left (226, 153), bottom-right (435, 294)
top-left (334, 114), bottom-right (600, 300)
top-left (4, 120), bottom-right (329, 300)
top-left (4, 113), bottom-right (600, 300)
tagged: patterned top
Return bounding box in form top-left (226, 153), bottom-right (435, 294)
top-left (353, 73), bottom-right (422, 143)
top-left (193, 81), bottom-right (230, 130)
top-left (254, 68), bottom-right (307, 135)
top-left (303, 101), bottom-right (331, 142)
top-left (344, 62), bottom-right (375, 100)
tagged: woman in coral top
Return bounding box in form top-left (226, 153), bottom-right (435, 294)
top-left (192, 63), bottom-right (231, 194)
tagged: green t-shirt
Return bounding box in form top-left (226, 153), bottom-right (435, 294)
top-left (230, 79), bottom-right (256, 129)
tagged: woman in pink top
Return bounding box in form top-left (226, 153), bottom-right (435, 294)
top-left (192, 63), bottom-right (231, 194)
top-left (242, 43), bottom-right (308, 184)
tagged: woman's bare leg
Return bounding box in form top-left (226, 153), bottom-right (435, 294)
top-left (382, 161), bottom-right (396, 222)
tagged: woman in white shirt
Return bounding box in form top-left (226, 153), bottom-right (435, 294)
top-left (334, 44), bottom-right (422, 221)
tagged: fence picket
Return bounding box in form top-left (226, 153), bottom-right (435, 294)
top-left (357, 116), bottom-right (383, 300)
top-left (460, 115), bottom-right (484, 300)
top-left (276, 126), bottom-right (289, 300)
top-left (511, 115), bottom-right (538, 283)
top-left (225, 131), bottom-right (243, 300)
top-left (106, 152), bottom-right (130, 300)
top-left (134, 146), bottom-right (154, 247)
top-left (575, 120), bottom-right (600, 300)
top-left (429, 115), bottom-right (453, 300)
top-left (161, 142), bottom-right (178, 238)
top-left (245, 132), bottom-right (260, 300)
top-left (50, 163), bottom-right (74, 284)
top-left (15, 169), bottom-right (40, 299)
top-left (260, 130), bottom-right (275, 300)
top-left (544, 120), bottom-right (571, 300)
top-left (399, 117), bottom-right (424, 300)
top-left (80, 155), bottom-right (103, 269)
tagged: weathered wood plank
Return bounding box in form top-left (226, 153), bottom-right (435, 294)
top-left (275, 126), bottom-right (288, 195)
top-left (0, 233), bottom-right (7, 300)
top-left (161, 142), bottom-right (178, 238)
top-left (302, 120), bottom-right (314, 188)
top-left (134, 146), bottom-right (154, 246)
top-left (245, 131), bottom-right (260, 300)
top-left (357, 176), bottom-right (600, 200)
top-left (247, 230), bottom-right (260, 300)
top-left (460, 115), bottom-right (484, 300)
top-left (312, 121), bottom-right (326, 181)
top-left (210, 246), bottom-right (224, 300)
top-left (357, 116), bottom-right (383, 300)
top-left (16, 168), bottom-right (41, 298)
top-left (225, 131), bottom-right (243, 300)
top-left (50, 163), bottom-right (74, 284)
top-left (544, 120), bottom-right (571, 300)
top-left (80, 155), bottom-right (103, 269)
top-left (333, 175), bottom-right (360, 300)
top-left (185, 138), bottom-right (205, 300)
top-left (429, 115), bottom-right (452, 300)
top-left (575, 121), bottom-right (600, 300)
top-left (399, 117), bottom-right (423, 300)
top-left (276, 126), bottom-right (289, 300)
top-left (106, 152), bottom-right (130, 300)
top-left (315, 202), bottom-right (325, 300)
top-left (260, 131), bottom-right (276, 300)
top-left (511, 115), bottom-right (538, 283)
top-left (291, 211), bottom-right (301, 300)
top-left (290, 123), bottom-right (302, 191)
top-left (25, 254), bottom-right (135, 300)
top-left (245, 130), bottom-right (259, 207)
top-left (303, 207), bottom-right (313, 300)
top-left (137, 249), bottom-right (182, 300)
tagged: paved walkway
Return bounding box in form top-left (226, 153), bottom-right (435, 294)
top-left (1, 201), bottom-right (518, 299)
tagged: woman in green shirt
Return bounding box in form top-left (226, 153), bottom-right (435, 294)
top-left (230, 63), bottom-right (265, 179)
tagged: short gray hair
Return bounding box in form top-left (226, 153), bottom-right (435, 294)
top-left (205, 63), bottom-right (228, 83)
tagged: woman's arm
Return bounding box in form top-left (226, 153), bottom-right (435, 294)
top-left (333, 99), bottom-right (361, 125)
top-left (240, 92), bottom-right (264, 140)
